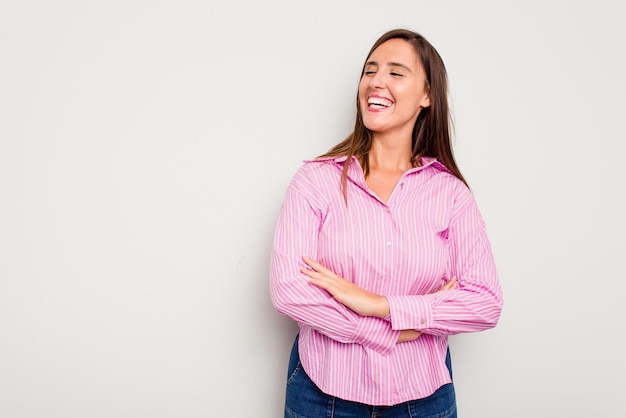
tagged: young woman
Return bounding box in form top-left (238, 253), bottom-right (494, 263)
top-left (270, 29), bottom-right (503, 417)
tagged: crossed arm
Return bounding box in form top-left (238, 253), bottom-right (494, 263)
top-left (301, 256), bottom-right (458, 343)
top-left (270, 173), bottom-right (502, 353)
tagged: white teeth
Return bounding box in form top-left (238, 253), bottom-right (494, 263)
top-left (367, 97), bottom-right (392, 107)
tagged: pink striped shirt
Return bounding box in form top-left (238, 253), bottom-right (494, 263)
top-left (270, 155), bottom-right (502, 406)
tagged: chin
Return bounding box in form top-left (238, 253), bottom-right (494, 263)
top-left (362, 121), bottom-right (386, 133)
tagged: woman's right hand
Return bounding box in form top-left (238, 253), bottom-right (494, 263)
top-left (437, 276), bottom-right (458, 292)
top-left (398, 329), bottom-right (422, 342)
top-left (397, 276), bottom-right (458, 343)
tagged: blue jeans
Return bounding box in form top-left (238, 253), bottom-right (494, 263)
top-left (284, 336), bottom-right (457, 418)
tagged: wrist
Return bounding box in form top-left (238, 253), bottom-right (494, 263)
top-left (375, 295), bottom-right (390, 318)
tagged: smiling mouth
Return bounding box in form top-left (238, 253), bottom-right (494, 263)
top-left (367, 96), bottom-right (393, 109)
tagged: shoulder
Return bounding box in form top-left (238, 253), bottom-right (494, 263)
top-left (422, 158), bottom-right (470, 193)
top-left (418, 158), bottom-right (475, 214)
top-left (291, 157), bottom-right (342, 184)
top-left (286, 157), bottom-right (342, 196)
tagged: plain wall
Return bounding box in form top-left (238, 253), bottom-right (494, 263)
top-left (1, 1), bottom-right (624, 417)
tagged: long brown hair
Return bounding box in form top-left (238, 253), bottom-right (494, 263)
top-left (319, 29), bottom-right (468, 197)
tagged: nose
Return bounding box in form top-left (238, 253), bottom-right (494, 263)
top-left (369, 71), bottom-right (385, 89)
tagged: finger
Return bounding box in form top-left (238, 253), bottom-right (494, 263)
top-left (444, 276), bottom-right (458, 290)
top-left (300, 267), bottom-right (326, 281)
top-left (301, 268), bottom-right (339, 289)
top-left (302, 255), bottom-right (322, 270)
top-left (305, 272), bottom-right (341, 294)
top-left (302, 256), bottom-right (335, 276)
top-left (438, 276), bottom-right (457, 292)
top-left (300, 267), bottom-right (314, 279)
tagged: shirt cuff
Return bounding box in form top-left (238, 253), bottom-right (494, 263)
top-left (386, 295), bottom-right (433, 331)
top-left (350, 316), bottom-right (399, 355)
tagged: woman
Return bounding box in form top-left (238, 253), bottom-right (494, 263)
top-left (270, 29), bottom-right (503, 417)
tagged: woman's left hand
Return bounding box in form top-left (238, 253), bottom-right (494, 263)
top-left (301, 256), bottom-right (389, 318)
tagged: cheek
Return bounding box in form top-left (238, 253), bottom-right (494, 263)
top-left (397, 88), bottom-right (425, 112)
top-left (358, 80), bottom-right (368, 99)
top-left (357, 91), bottom-right (368, 112)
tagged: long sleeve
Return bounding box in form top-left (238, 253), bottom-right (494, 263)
top-left (386, 183), bottom-right (503, 336)
top-left (270, 171), bottom-right (400, 355)
top-left (269, 158), bottom-right (503, 405)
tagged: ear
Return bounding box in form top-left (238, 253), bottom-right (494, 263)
top-left (420, 91), bottom-right (431, 108)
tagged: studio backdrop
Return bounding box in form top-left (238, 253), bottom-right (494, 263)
top-left (1, 1), bottom-right (624, 417)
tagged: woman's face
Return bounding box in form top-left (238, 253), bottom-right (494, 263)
top-left (358, 38), bottom-right (430, 139)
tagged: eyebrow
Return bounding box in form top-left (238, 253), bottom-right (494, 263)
top-left (364, 60), bottom-right (413, 73)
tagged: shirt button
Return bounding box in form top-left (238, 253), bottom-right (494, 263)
top-left (386, 240), bottom-right (392, 247)
top-left (420, 319), bottom-right (426, 325)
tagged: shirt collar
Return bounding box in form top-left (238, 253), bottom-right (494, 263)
top-left (304, 155), bottom-right (452, 174)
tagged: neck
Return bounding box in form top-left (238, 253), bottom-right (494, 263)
top-left (368, 132), bottom-right (414, 172)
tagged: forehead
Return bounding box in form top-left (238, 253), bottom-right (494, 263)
top-left (366, 38), bottom-right (420, 68)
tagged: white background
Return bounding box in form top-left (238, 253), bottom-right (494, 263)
top-left (1, 1), bottom-right (625, 417)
